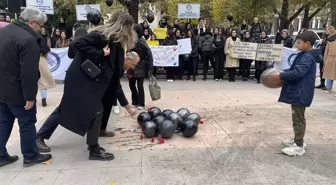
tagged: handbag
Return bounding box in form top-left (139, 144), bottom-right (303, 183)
top-left (80, 59), bottom-right (102, 79)
top-left (148, 72), bottom-right (161, 101)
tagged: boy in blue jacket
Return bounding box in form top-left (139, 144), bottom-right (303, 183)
top-left (269, 31), bottom-right (321, 156)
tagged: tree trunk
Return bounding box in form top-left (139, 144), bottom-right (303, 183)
top-left (279, 0), bottom-right (289, 31)
top-left (331, 0), bottom-right (336, 26)
top-left (302, 3), bottom-right (310, 29)
top-left (128, 0), bottom-right (139, 23)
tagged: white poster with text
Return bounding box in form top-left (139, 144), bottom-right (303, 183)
top-left (26, 0), bottom-right (54, 14)
top-left (150, 46), bottom-right (179, 67)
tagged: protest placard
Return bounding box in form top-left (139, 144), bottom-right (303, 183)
top-left (256, 44), bottom-right (283, 62)
top-left (146, 40), bottom-right (160, 46)
top-left (177, 38), bottom-right (192, 55)
top-left (150, 46), bottom-right (179, 67)
top-left (231, 42), bottom-right (258, 60)
top-left (153, 28), bottom-right (167, 40)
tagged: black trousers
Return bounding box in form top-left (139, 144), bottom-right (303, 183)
top-left (202, 51), bottom-right (213, 78)
top-left (166, 67), bottom-right (175, 80)
top-left (319, 62), bottom-right (325, 86)
top-left (177, 55), bottom-right (185, 78)
top-left (227, 68), bottom-right (236, 81)
top-left (37, 104), bottom-right (102, 147)
top-left (129, 77), bottom-right (145, 107)
top-left (187, 57), bottom-right (197, 77)
top-left (240, 59), bottom-right (252, 80)
top-left (214, 51), bottom-right (225, 79)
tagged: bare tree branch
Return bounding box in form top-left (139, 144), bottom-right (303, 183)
top-left (308, 2), bottom-right (327, 21)
top-left (288, 5), bottom-right (305, 22)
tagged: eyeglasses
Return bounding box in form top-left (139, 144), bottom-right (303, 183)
top-left (33, 21), bottom-right (43, 28)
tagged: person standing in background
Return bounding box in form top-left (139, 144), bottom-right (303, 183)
top-left (173, 19), bottom-right (181, 32)
top-left (322, 26), bottom-right (336, 96)
top-left (197, 18), bottom-right (206, 36)
top-left (255, 30), bottom-right (272, 83)
top-left (251, 17), bottom-right (262, 41)
top-left (129, 24), bottom-right (154, 110)
top-left (240, 20), bottom-right (250, 37)
top-left (175, 29), bottom-right (185, 80)
top-left (142, 21), bottom-right (152, 35)
top-left (56, 31), bottom-right (70, 48)
top-left (54, 17), bottom-right (73, 39)
top-left (143, 28), bottom-right (150, 40)
top-left (163, 28), bottom-right (178, 82)
top-left (186, 30), bottom-right (198, 81)
top-left (0, 7), bottom-right (52, 167)
top-left (225, 30), bottom-right (240, 82)
top-left (199, 28), bottom-right (214, 81)
top-left (39, 27), bottom-right (56, 107)
top-left (51, 28), bottom-right (61, 48)
top-left (240, 31), bottom-right (254, 81)
top-left (276, 29), bottom-right (293, 48)
top-left (316, 25), bottom-right (336, 90)
top-left (213, 28), bottom-right (226, 81)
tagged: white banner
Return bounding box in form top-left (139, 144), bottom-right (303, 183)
top-left (178, 4), bottom-right (200, 19)
top-left (47, 48), bottom-right (72, 80)
top-left (150, 46), bottom-right (179, 67)
top-left (232, 42), bottom-right (258, 60)
top-left (177, 38), bottom-right (192, 55)
top-left (274, 47), bottom-right (299, 70)
top-left (256, 44), bottom-right (283, 62)
top-left (75, 4), bottom-right (101, 21)
top-left (26, 0), bottom-right (54, 14)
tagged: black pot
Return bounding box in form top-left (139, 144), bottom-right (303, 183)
top-left (159, 120), bottom-right (175, 139)
top-left (148, 107), bottom-right (161, 118)
top-left (142, 121), bottom-right (158, 138)
top-left (137, 112), bottom-right (151, 127)
top-left (185, 113), bottom-right (201, 125)
top-left (152, 115), bottom-right (166, 127)
top-left (181, 119), bottom-right (198, 138)
top-left (168, 112), bottom-right (183, 130)
top-left (162, 109), bottom-right (174, 118)
top-left (177, 108), bottom-right (190, 120)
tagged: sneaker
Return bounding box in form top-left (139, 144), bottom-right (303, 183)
top-left (283, 138), bottom-right (306, 149)
top-left (326, 90), bottom-right (332, 94)
top-left (215, 79), bottom-right (219, 81)
top-left (219, 79), bottom-right (223, 81)
top-left (113, 106), bottom-right (120, 114)
top-left (36, 138), bottom-right (51, 153)
top-left (282, 143), bottom-right (306, 156)
top-left (170, 79), bottom-right (174, 82)
top-left (167, 80), bottom-right (170, 82)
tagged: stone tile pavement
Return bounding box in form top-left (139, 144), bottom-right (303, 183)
top-left (1, 79), bottom-right (336, 185)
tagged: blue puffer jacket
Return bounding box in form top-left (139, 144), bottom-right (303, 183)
top-left (279, 49), bottom-right (321, 107)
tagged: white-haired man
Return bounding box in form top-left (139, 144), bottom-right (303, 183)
top-left (0, 7), bottom-right (52, 167)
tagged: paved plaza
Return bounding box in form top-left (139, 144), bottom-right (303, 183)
top-left (1, 79), bottom-right (336, 185)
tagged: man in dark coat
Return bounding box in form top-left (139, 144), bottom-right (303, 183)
top-left (251, 17), bottom-right (262, 41)
top-left (199, 28), bottom-right (214, 80)
top-left (0, 7), bottom-right (52, 167)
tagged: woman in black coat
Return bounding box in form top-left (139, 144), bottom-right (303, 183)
top-left (213, 28), bottom-right (226, 81)
top-left (175, 29), bottom-right (186, 80)
top-left (186, 29), bottom-right (198, 81)
top-left (255, 30), bottom-right (272, 83)
top-left (240, 31), bottom-right (254, 81)
top-left (162, 28), bottom-right (178, 82)
top-left (35, 12), bottom-right (138, 161)
top-left (128, 24), bottom-right (154, 110)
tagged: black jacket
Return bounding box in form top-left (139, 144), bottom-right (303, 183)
top-left (321, 34), bottom-right (336, 56)
top-left (129, 37), bottom-right (154, 78)
top-left (199, 33), bottom-right (214, 52)
top-left (0, 20), bottom-right (41, 105)
top-left (59, 31), bottom-right (124, 136)
top-left (276, 36), bottom-right (293, 48)
top-left (213, 34), bottom-right (226, 52)
top-left (251, 23), bottom-right (262, 40)
top-left (189, 36), bottom-right (199, 58)
top-left (162, 37), bottom-right (178, 46)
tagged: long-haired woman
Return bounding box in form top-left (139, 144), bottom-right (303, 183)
top-left (56, 30), bottom-right (70, 48)
top-left (163, 28), bottom-right (178, 82)
top-left (322, 25), bottom-right (336, 95)
top-left (225, 29), bottom-right (240, 82)
top-left (36, 12), bottom-right (138, 161)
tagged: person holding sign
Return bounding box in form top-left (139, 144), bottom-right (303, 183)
top-left (255, 30), bottom-right (272, 83)
top-left (269, 31), bottom-right (321, 156)
top-left (240, 31), bottom-right (254, 81)
top-left (225, 30), bottom-right (241, 82)
top-left (185, 30), bottom-right (199, 81)
top-left (162, 28), bottom-right (178, 82)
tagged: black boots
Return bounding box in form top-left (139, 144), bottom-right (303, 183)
top-left (42, 98), bottom-right (47, 107)
top-left (89, 145), bottom-right (114, 161)
top-left (23, 153), bottom-right (52, 167)
top-left (36, 138), bottom-right (51, 153)
top-left (0, 155), bottom-right (19, 167)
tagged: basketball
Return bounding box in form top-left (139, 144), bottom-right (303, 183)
top-left (261, 68), bottom-right (284, 88)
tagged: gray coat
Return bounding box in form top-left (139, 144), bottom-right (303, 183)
top-left (199, 33), bottom-right (214, 52)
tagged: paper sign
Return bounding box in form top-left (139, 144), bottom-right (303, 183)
top-left (178, 4), bottom-right (201, 19)
top-left (153, 28), bottom-right (167, 40)
top-left (26, 0), bottom-right (54, 14)
top-left (177, 38), bottom-right (192, 55)
top-left (150, 46), bottom-right (179, 67)
top-left (232, 42), bottom-right (258, 60)
top-left (274, 47), bottom-right (299, 70)
top-left (146, 40), bottom-right (159, 46)
top-left (256, 44), bottom-right (283, 62)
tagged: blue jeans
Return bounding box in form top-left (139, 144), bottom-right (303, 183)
top-left (0, 102), bottom-right (38, 160)
top-left (326, 80), bottom-right (334, 90)
top-left (37, 107), bottom-right (60, 140)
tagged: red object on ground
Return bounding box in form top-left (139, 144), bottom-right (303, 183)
top-left (200, 120), bottom-right (204, 124)
top-left (151, 138), bottom-right (155, 142)
top-left (140, 135), bottom-right (144, 140)
top-left (158, 138), bottom-right (164, 144)
top-left (147, 108), bottom-right (151, 112)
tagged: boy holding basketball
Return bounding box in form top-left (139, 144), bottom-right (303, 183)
top-left (269, 31), bottom-right (321, 156)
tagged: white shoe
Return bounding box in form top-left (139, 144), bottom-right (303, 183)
top-left (219, 79), bottom-right (223, 81)
top-left (215, 79), bottom-right (219, 81)
top-left (326, 90), bottom-right (332, 93)
top-left (138, 106), bottom-right (144, 111)
top-left (113, 106), bottom-right (120, 114)
top-left (167, 80), bottom-right (170, 82)
top-left (170, 79), bottom-right (174, 82)
top-left (282, 143), bottom-right (306, 156)
top-left (283, 138), bottom-right (306, 149)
